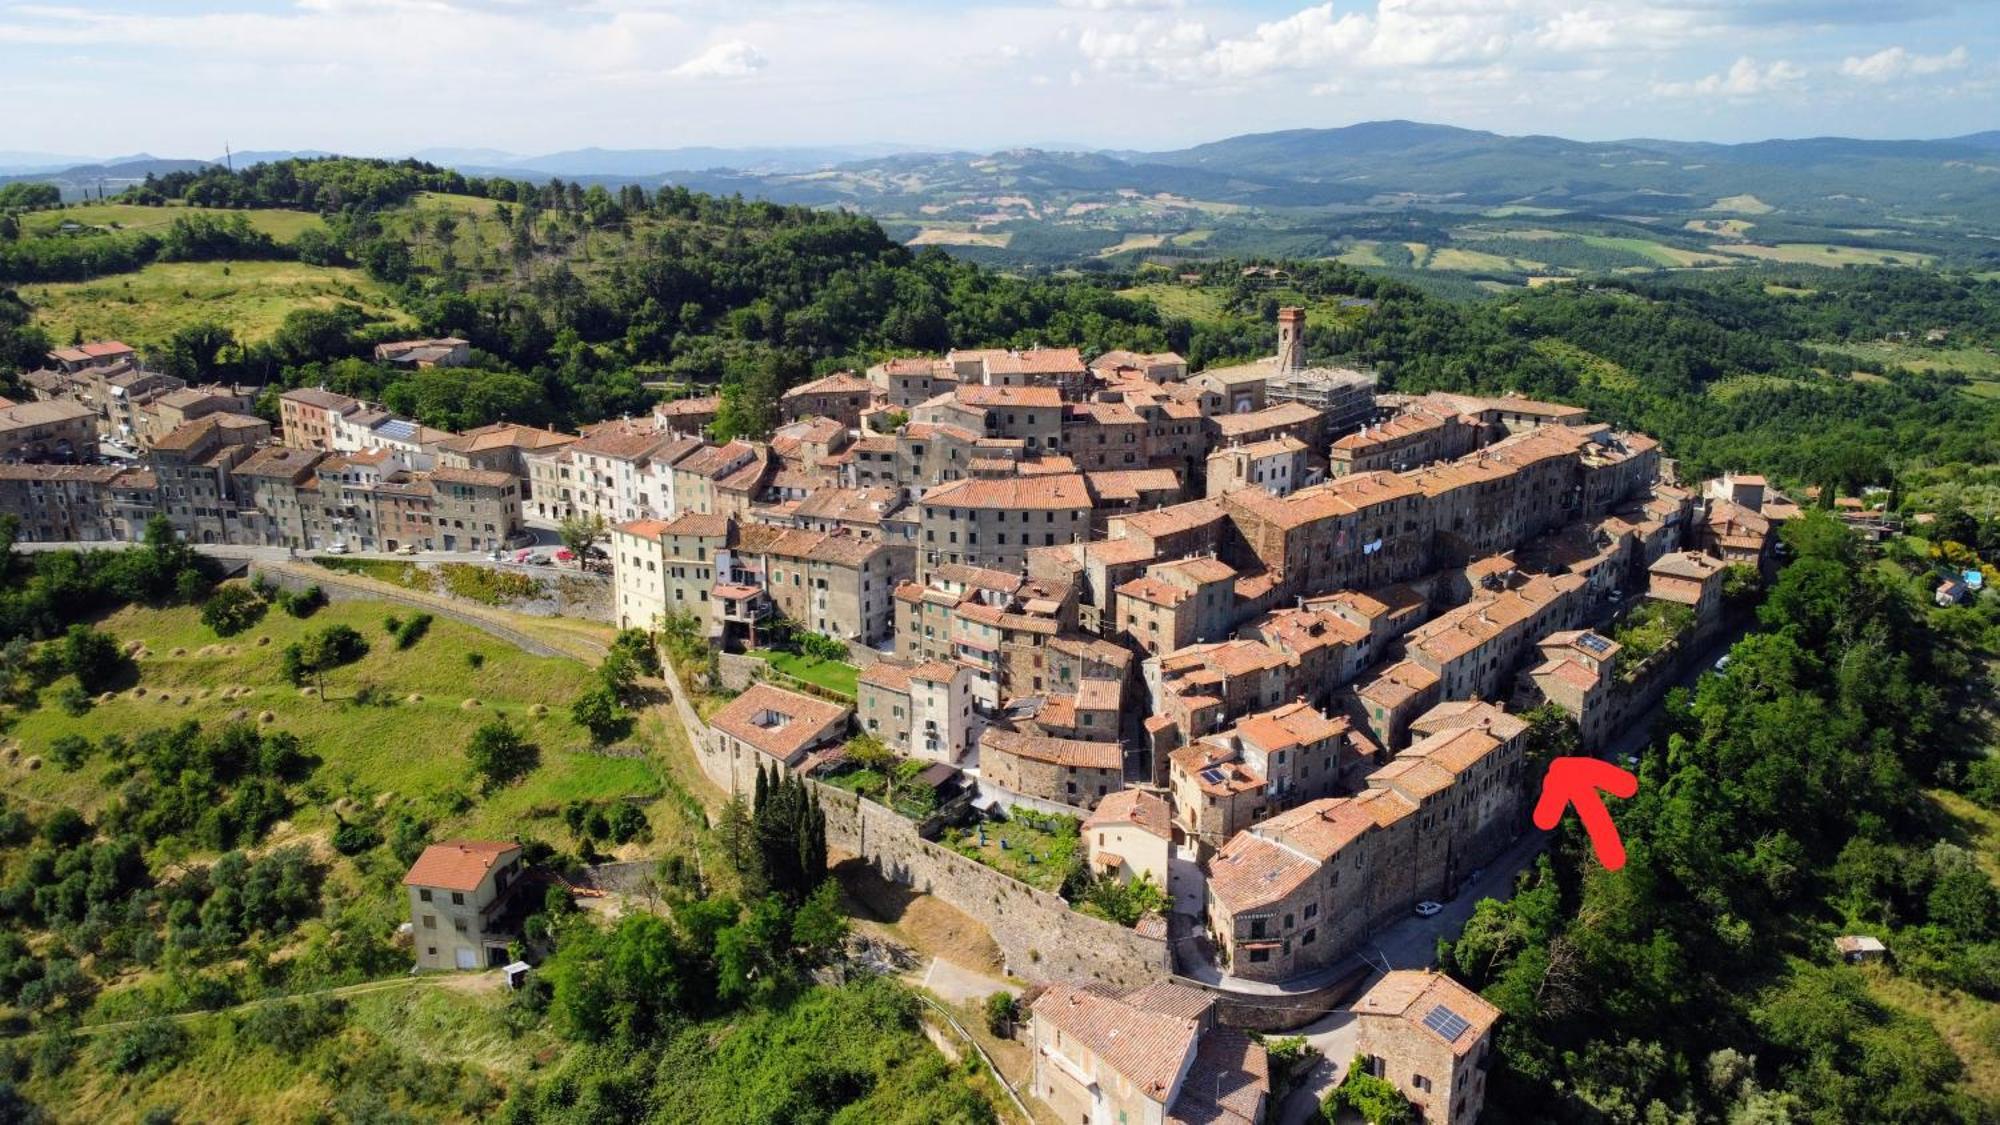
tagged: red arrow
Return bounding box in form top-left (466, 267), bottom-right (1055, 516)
top-left (1532, 757), bottom-right (1639, 871)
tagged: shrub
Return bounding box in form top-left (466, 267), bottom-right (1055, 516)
top-left (1326, 1056), bottom-right (1414, 1124)
top-left (49, 734), bottom-right (91, 772)
top-left (101, 1018), bottom-right (187, 1076)
top-left (331, 820), bottom-right (382, 857)
top-left (280, 584), bottom-right (326, 619)
top-left (467, 716), bottom-right (538, 789)
top-left (393, 613), bottom-right (432, 650)
top-left (200, 585), bottom-right (267, 637)
top-left (465, 651), bottom-right (486, 671)
top-left (983, 991), bottom-right (1018, 1036)
top-left (55, 682), bottom-right (92, 717)
top-left (383, 615), bottom-right (402, 634)
top-left (59, 625), bottom-right (123, 693)
top-left (571, 684), bottom-right (626, 745)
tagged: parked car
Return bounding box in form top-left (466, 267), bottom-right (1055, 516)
top-left (397, 543), bottom-right (419, 556)
top-left (324, 542), bottom-right (349, 555)
top-left (1713, 654), bottom-right (1733, 673)
top-left (1413, 900), bottom-right (1443, 918)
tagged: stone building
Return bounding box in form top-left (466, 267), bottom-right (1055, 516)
top-left (427, 466), bottom-right (522, 553)
top-left (277, 387), bottom-right (360, 451)
top-left (0, 398), bottom-right (97, 461)
top-left (1647, 550), bottom-right (1729, 621)
top-left (230, 446), bottom-right (327, 548)
top-left (1168, 701), bottom-right (1369, 850)
top-left (1351, 971), bottom-right (1500, 1125)
top-left (0, 464), bottom-right (136, 542)
top-left (1028, 981), bottom-right (1268, 1125)
top-left (856, 658), bottom-right (978, 763)
top-left (978, 726), bottom-right (1124, 809)
top-left (780, 371), bottom-right (873, 428)
top-left (707, 682), bottom-right (850, 780)
top-left (916, 471), bottom-right (1093, 580)
top-left (1083, 789), bottom-right (1172, 887)
top-left (1206, 434), bottom-right (1310, 498)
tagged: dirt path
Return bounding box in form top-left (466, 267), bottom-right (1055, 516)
top-left (4, 970), bottom-right (503, 1043)
top-left (258, 560), bottom-right (614, 663)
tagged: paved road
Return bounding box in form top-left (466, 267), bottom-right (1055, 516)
top-left (14, 538), bottom-right (602, 582)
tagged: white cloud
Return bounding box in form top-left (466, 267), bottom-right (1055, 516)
top-left (670, 39), bottom-right (767, 79)
top-left (1839, 45), bottom-right (1968, 83)
top-left (1653, 56), bottom-right (1805, 98)
top-left (1059, 0), bottom-right (1181, 9)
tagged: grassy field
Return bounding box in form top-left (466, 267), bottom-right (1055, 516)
top-left (1578, 234), bottom-right (1732, 267)
top-left (1116, 282), bottom-right (1230, 323)
top-left (22, 202), bottom-right (328, 241)
top-left (1818, 340), bottom-right (2000, 379)
top-left (20, 977), bottom-right (556, 1123)
top-left (907, 226), bottom-right (1011, 248)
top-left (23, 259), bottom-right (411, 346)
top-left (747, 648), bottom-right (859, 698)
top-left (1720, 242), bottom-right (1933, 267)
top-left (0, 596), bottom-right (659, 844)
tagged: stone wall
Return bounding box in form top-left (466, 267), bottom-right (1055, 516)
top-left (668, 657), bottom-right (1170, 990)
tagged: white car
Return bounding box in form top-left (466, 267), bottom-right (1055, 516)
top-left (1413, 900), bottom-right (1443, 918)
top-left (397, 543), bottom-right (419, 556)
top-left (323, 542), bottom-right (349, 555)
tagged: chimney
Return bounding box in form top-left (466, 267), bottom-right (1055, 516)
top-left (1277, 307), bottom-right (1306, 373)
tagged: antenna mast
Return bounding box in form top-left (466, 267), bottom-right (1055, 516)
top-left (225, 142), bottom-right (233, 172)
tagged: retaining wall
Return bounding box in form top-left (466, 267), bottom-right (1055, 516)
top-left (665, 656), bottom-right (1170, 990)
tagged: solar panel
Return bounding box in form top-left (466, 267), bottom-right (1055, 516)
top-left (1577, 632), bottom-right (1613, 654)
top-left (1423, 1005), bottom-right (1471, 1042)
top-left (1200, 768), bottom-right (1226, 785)
top-left (376, 419), bottom-right (419, 441)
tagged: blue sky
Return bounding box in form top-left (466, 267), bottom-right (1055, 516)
top-left (2, 0), bottom-right (1995, 158)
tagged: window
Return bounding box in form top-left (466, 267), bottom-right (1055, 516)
top-left (451, 891), bottom-right (465, 905)
top-left (1248, 948), bottom-right (1270, 963)
top-left (1413, 1074), bottom-right (1432, 1093)
top-left (422, 915), bottom-right (437, 929)
top-left (454, 918), bottom-right (468, 933)
top-left (419, 889), bottom-right (433, 902)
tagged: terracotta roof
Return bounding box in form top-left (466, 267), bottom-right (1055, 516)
top-left (279, 386), bottom-right (357, 410)
top-left (1353, 971), bottom-right (1500, 1057)
top-left (1208, 401), bottom-right (1323, 439)
top-left (709, 682), bottom-right (850, 765)
top-left (921, 472), bottom-right (1090, 511)
top-left (859, 660), bottom-right (915, 693)
top-left (430, 466), bottom-right (514, 489)
top-left (232, 446), bottom-right (324, 479)
top-left (954, 384), bottom-right (1063, 409)
top-left (1207, 833), bottom-right (1316, 913)
top-left (49, 340), bottom-right (134, 362)
top-left (662, 511), bottom-right (732, 538)
top-left (440, 422), bottom-right (576, 454)
top-left (0, 398), bottom-right (95, 430)
top-left (782, 371), bottom-right (872, 399)
top-left (1030, 983), bottom-right (1203, 1103)
top-left (1084, 789), bottom-right (1171, 840)
top-left (403, 840), bottom-right (518, 891)
top-left (981, 726), bottom-right (1122, 770)
top-left (614, 518), bottom-right (672, 540)
top-left (1651, 550), bottom-right (1727, 579)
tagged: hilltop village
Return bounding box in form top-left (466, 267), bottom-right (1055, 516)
top-left (2, 309), bottom-right (1798, 1124)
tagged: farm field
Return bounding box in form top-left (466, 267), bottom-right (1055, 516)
top-left (1720, 242), bottom-right (1934, 267)
top-left (22, 259), bottom-right (411, 345)
top-left (1816, 340), bottom-right (2000, 379)
top-left (1, 595), bottom-right (659, 844)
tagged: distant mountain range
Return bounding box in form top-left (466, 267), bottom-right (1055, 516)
top-left (9, 121), bottom-right (2000, 245)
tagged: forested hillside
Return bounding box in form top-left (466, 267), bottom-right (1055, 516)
top-left (1452, 511), bottom-right (2000, 1121)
